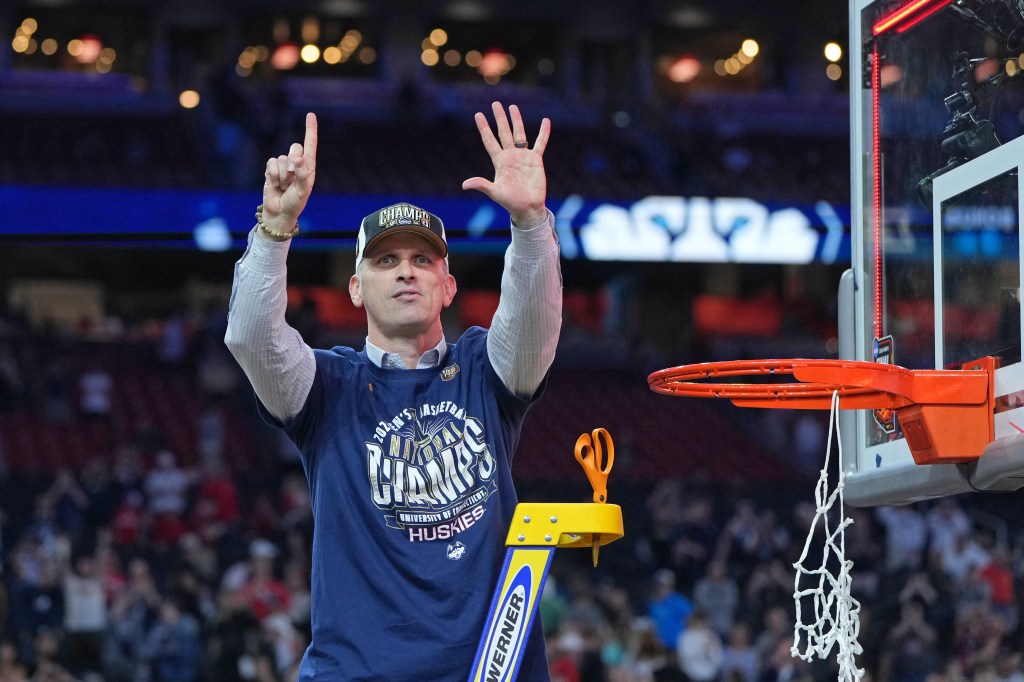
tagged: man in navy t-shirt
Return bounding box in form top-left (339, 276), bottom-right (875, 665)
top-left (225, 102), bottom-right (562, 680)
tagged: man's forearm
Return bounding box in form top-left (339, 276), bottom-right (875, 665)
top-left (487, 210), bottom-right (562, 397)
top-left (224, 228), bottom-right (315, 422)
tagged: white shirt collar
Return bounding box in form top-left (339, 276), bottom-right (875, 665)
top-left (364, 337), bottom-right (447, 369)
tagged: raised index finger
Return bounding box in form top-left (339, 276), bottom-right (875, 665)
top-left (303, 112), bottom-right (318, 162)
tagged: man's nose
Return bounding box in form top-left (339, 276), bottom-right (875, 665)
top-left (395, 258), bottom-right (415, 279)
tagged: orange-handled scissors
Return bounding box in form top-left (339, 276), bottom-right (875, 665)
top-left (574, 427), bottom-right (614, 504)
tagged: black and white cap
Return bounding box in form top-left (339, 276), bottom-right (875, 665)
top-left (355, 202), bottom-right (447, 268)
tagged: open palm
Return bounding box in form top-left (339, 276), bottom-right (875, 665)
top-left (463, 102), bottom-right (551, 228)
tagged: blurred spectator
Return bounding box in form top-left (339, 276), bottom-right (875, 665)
top-left (882, 598), bottom-right (940, 682)
top-left (95, 546), bottom-right (127, 605)
top-left (104, 557), bottom-right (160, 681)
top-left (743, 558), bottom-right (791, 626)
top-left (111, 445), bottom-right (146, 500)
top-left (692, 559), bottom-right (739, 637)
top-left (875, 505), bottom-right (928, 574)
top-left (144, 451), bottom-right (191, 547)
top-left (926, 498), bottom-right (972, 561)
top-left (262, 610), bottom-right (304, 678)
top-left (0, 346), bottom-right (27, 410)
top-left (675, 610), bottom-right (723, 682)
top-left (44, 471), bottom-right (90, 551)
top-left (189, 460), bottom-right (239, 541)
top-left (145, 451), bottom-right (190, 518)
top-left (234, 539), bottom-right (291, 623)
top-left (548, 628), bottom-right (584, 682)
top-left (40, 358), bottom-right (72, 425)
top-left (0, 638), bottom-right (27, 681)
top-left (993, 646), bottom-right (1024, 682)
top-left (195, 340), bottom-right (240, 399)
top-left (110, 491), bottom-right (147, 556)
top-left (620, 617), bottom-right (672, 681)
top-left (540, 577), bottom-right (570, 637)
top-left (941, 532), bottom-right (992, 585)
top-left (647, 569), bottom-right (692, 651)
top-left (979, 546), bottom-right (1017, 628)
top-left (957, 608), bottom-right (1010, 677)
top-left (645, 481), bottom-right (686, 570)
top-left (157, 313), bottom-right (189, 368)
top-left (79, 457), bottom-right (118, 537)
top-left (719, 622), bottom-right (759, 682)
top-left (207, 591), bottom-right (277, 682)
top-left (283, 561), bottom-right (311, 631)
top-left (166, 565), bottom-right (214, 627)
top-left (8, 555), bottom-right (64, 666)
top-left (752, 606), bottom-right (790, 672)
top-left (671, 497), bottom-right (719, 587)
top-left (63, 554), bottom-right (106, 677)
top-left (142, 598), bottom-right (201, 682)
top-left (27, 628), bottom-right (74, 682)
top-left (196, 401), bottom-right (227, 470)
top-left (77, 365), bottom-right (113, 422)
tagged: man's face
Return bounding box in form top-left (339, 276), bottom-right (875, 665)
top-left (349, 231), bottom-right (456, 341)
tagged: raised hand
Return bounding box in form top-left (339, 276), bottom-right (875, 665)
top-left (262, 112), bottom-right (318, 235)
top-left (462, 102), bottom-right (551, 229)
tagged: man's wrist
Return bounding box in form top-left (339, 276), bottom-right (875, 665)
top-left (256, 204), bottom-right (300, 240)
top-left (510, 207), bottom-right (549, 231)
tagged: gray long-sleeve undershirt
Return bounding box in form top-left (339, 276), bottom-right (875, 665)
top-left (224, 212), bottom-right (562, 423)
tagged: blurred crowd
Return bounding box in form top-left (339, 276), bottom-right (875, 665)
top-left (1, 306), bottom-right (1024, 682)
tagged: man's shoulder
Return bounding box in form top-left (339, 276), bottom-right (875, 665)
top-left (313, 345), bottom-right (363, 362)
top-left (309, 345), bottom-right (368, 381)
top-left (451, 326), bottom-right (489, 349)
top-left (447, 326), bottom-right (490, 361)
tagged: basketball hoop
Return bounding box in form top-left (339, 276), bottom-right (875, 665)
top-left (648, 356), bottom-right (998, 681)
top-left (648, 357), bottom-right (996, 465)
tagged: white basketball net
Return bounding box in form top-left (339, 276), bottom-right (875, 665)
top-left (791, 390), bottom-right (864, 681)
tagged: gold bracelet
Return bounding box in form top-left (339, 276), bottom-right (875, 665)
top-left (255, 204), bottom-right (299, 239)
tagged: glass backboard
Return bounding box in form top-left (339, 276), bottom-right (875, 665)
top-left (845, 0), bottom-right (1024, 505)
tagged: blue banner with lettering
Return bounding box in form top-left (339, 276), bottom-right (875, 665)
top-left (1, 185), bottom-right (852, 264)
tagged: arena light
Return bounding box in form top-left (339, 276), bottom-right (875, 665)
top-left (667, 56), bottom-right (701, 83)
top-left (430, 28), bottom-right (448, 46)
top-left (73, 34), bottom-right (102, 64)
top-left (179, 90), bottom-right (200, 108)
top-left (873, 0), bottom-right (953, 35)
top-left (357, 47), bottom-right (376, 64)
top-left (300, 44), bottom-right (321, 63)
top-left (271, 42), bottom-right (301, 70)
top-left (301, 16), bottom-right (320, 43)
top-left (323, 46), bottom-right (342, 64)
top-left (477, 49), bottom-right (511, 78)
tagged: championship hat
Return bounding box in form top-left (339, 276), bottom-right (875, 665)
top-left (355, 202), bottom-right (447, 268)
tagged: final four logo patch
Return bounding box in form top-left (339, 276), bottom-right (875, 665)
top-left (440, 364), bottom-right (460, 381)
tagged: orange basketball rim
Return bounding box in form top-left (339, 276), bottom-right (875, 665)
top-left (647, 357), bottom-right (997, 466)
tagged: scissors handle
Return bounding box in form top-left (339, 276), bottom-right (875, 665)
top-left (574, 428), bottom-right (614, 504)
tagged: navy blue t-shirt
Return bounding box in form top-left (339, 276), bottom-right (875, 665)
top-left (262, 327), bottom-right (550, 681)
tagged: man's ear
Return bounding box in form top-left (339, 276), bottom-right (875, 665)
top-left (349, 274), bottom-right (363, 308)
top-left (442, 274), bottom-right (457, 308)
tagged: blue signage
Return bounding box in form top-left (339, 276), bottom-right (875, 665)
top-left (1, 185), bottom-right (852, 264)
